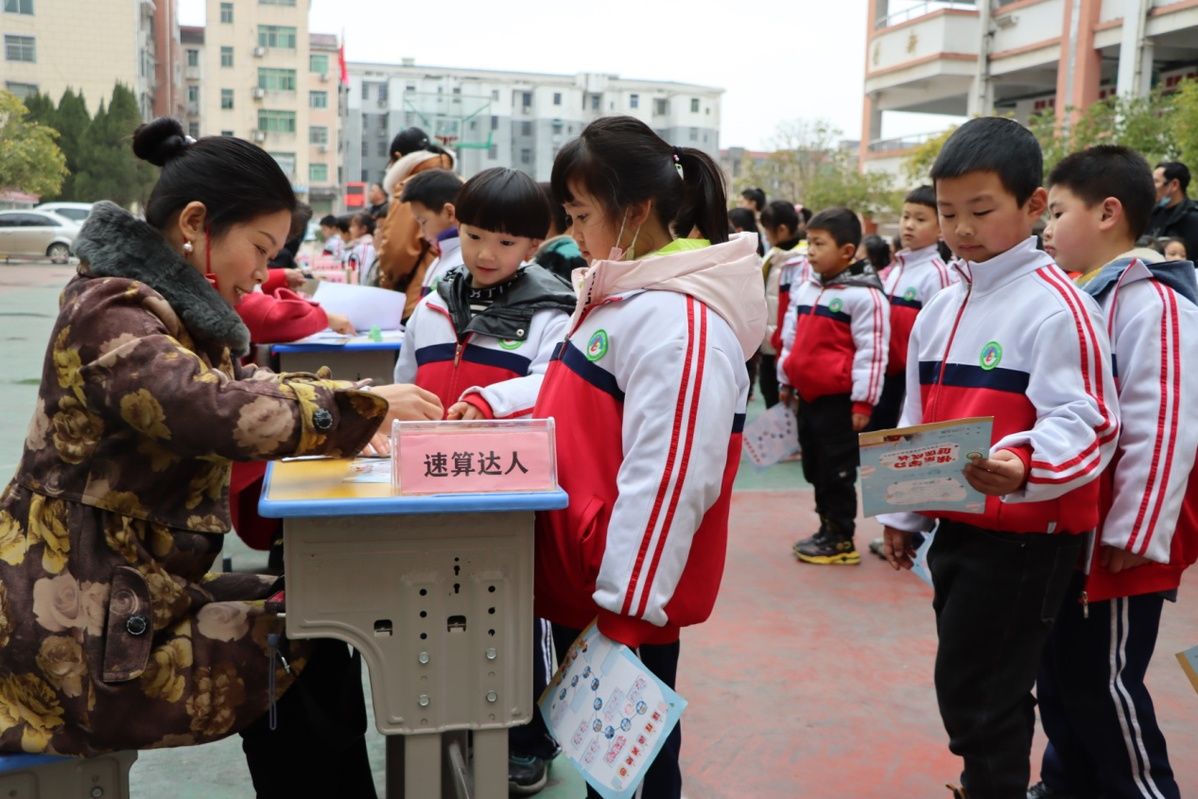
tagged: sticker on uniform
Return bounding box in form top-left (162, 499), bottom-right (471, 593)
top-left (586, 329), bottom-right (609, 362)
top-left (979, 340), bottom-right (1003, 370)
top-left (904, 287), bottom-right (918, 301)
top-left (828, 298), bottom-right (844, 314)
top-left (498, 339), bottom-right (523, 350)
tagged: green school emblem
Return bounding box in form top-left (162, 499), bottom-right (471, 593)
top-left (904, 287), bottom-right (918, 301)
top-left (498, 339), bottom-right (523, 350)
top-left (979, 340), bottom-right (1003, 371)
top-left (828, 298), bottom-right (844, 314)
top-left (585, 329), bottom-right (609, 362)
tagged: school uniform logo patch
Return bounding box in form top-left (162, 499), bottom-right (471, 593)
top-left (586, 329), bottom-right (609, 362)
top-left (498, 339), bottom-right (523, 350)
top-left (827, 298), bottom-right (844, 314)
top-left (903, 287), bottom-right (918, 301)
top-left (979, 340), bottom-right (1003, 371)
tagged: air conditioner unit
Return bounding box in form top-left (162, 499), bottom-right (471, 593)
top-left (252, 130), bottom-right (266, 143)
top-left (319, 73), bottom-right (329, 83)
top-left (317, 144), bottom-right (328, 153)
top-left (252, 87), bottom-right (265, 100)
top-left (253, 46), bottom-right (266, 58)
top-left (378, 98), bottom-right (388, 108)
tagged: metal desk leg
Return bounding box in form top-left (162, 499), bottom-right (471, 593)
top-left (471, 728), bottom-right (508, 799)
top-left (401, 734), bottom-right (444, 798)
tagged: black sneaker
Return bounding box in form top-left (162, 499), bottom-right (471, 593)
top-left (1027, 781), bottom-right (1077, 799)
top-left (508, 755), bottom-right (548, 795)
top-left (795, 532), bottom-right (861, 565)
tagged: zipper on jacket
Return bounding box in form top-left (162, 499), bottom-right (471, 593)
top-left (1080, 589), bottom-right (1089, 619)
top-left (928, 285), bottom-right (972, 420)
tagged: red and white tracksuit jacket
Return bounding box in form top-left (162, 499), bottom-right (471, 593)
top-left (770, 248), bottom-right (809, 353)
top-left (880, 243), bottom-right (956, 377)
top-left (533, 234), bottom-right (766, 648)
top-left (878, 237), bottom-right (1119, 535)
top-left (393, 287), bottom-right (569, 419)
top-left (1079, 253), bottom-right (1198, 601)
top-left (777, 264), bottom-right (890, 417)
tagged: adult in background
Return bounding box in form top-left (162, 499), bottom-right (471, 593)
top-left (1148, 161), bottom-right (1198, 262)
top-left (365, 182), bottom-right (389, 220)
top-left (375, 127), bottom-right (455, 319)
top-left (0, 117), bottom-right (441, 796)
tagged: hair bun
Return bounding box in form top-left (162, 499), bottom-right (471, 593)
top-left (132, 117), bottom-right (191, 167)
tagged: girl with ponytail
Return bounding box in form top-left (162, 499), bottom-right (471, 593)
top-left (531, 116), bottom-right (767, 798)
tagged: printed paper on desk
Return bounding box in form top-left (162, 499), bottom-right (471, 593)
top-left (742, 402), bottom-right (800, 467)
top-left (858, 417), bottom-right (993, 518)
top-left (538, 622), bottom-right (687, 799)
top-left (392, 418), bottom-right (558, 495)
top-left (311, 281), bottom-right (405, 331)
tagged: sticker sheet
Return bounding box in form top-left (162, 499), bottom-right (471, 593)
top-left (538, 623), bottom-right (687, 799)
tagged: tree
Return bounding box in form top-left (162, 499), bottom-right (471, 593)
top-left (740, 119), bottom-right (901, 218)
top-left (1168, 79), bottom-right (1198, 171)
top-left (0, 91), bottom-right (68, 197)
top-left (71, 84), bottom-right (156, 207)
top-left (52, 88), bottom-right (91, 201)
top-left (1027, 89), bottom-right (1177, 173)
top-left (902, 126), bottom-right (957, 184)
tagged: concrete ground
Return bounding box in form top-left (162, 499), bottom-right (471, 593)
top-left (1, 261), bottom-right (1195, 798)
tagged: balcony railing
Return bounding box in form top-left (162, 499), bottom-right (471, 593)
top-left (867, 131), bottom-right (943, 153)
top-left (876, 0), bottom-right (977, 29)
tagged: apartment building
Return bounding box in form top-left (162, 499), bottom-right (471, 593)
top-left (861, 0), bottom-right (1198, 177)
top-left (344, 61), bottom-right (723, 184)
top-left (181, 24), bottom-right (204, 139)
top-left (305, 32), bottom-right (340, 214)
top-left (1, 0), bottom-right (173, 118)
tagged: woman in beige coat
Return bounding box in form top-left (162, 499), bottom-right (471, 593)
top-left (0, 118), bottom-right (440, 797)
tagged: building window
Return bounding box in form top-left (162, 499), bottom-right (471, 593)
top-left (259, 0), bottom-right (296, 5)
top-left (522, 91), bottom-right (533, 108)
top-left (309, 53), bottom-right (328, 74)
top-left (490, 115), bottom-right (498, 131)
top-left (654, 98), bottom-right (668, 115)
top-left (219, 1), bottom-right (232, 22)
top-left (188, 121), bottom-right (200, 138)
top-left (221, 130), bottom-right (234, 137)
top-left (689, 127), bottom-right (698, 142)
top-left (690, 97), bottom-right (700, 113)
top-left (269, 152), bottom-right (296, 178)
top-left (407, 84), bottom-right (417, 93)
top-left (361, 169), bottom-right (370, 182)
top-left (491, 89), bottom-right (499, 100)
top-left (378, 83), bottom-right (388, 102)
top-left (309, 126), bottom-right (328, 145)
top-left (258, 109), bottom-right (297, 133)
top-left (310, 163), bottom-right (328, 182)
top-left (3, 0), bottom-right (34, 13)
top-left (220, 46), bottom-right (233, 68)
top-left (520, 148), bottom-right (531, 165)
top-left (258, 25), bottom-right (297, 49)
top-left (488, 144), bottom-right (498, 160)
top-left (521, 121), bottom-right (532, 136)
top-left (590, 94), bottom-right (600, 111)
top-left (553, 92), bottom-right (561, 106)
top-left (4, 35), bottom-right (34, 62)
top-left (187, 85), bottom-right (199, 103)
top-left (361, 82), bottom-right (369, 100)
top-left (4, 81), bottom-right (37, 99)
top-left (220, 89), bottom-right (234, 110)
top-left (551, 120), bottom-right (563, 135)
top-left (378, 113), bottom-right (387, 131)
top-left (378, 141), bottom-right (387, 157)
top-left (629, 93), bottom-right (639, 109)
top-left (186, 48), bottom-right (199, 67)
top-left (258, 67), bottom-right (296, 92)
top-left (309, 90), bottom-right (328, 108)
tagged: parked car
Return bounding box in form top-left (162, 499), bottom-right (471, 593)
top-left (34, 202), bottom-right (94, 224)
top-left (0, 210), bottom-right (80, 263)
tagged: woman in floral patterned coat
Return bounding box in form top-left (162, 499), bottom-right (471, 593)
top-left (0, 118), bottom-right (441, 797)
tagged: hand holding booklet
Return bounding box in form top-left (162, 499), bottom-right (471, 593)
top-left (858, 417), bottom-right (994, 518)
top-left (538, 623), bottom-right (686, 799)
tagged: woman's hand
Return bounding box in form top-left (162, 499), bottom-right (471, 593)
top-left (326, 312), bottom-right (355, 334)
top-left (446, 401), bottom-right (485, 421)
top-left (369, 383), bottom-right (443, 423)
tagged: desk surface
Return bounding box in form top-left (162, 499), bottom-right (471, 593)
top-left (272, 336), bottom-right (403, 353)
top-left (259, 458), bottom-right (569, 518)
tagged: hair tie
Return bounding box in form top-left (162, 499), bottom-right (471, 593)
top-left (671, 147), bottom-right (685, 178)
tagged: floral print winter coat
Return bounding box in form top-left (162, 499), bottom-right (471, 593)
top-left (0, 202), bottom-right (387, 756)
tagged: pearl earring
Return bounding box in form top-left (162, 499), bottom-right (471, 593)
top-left (183, 241), bottom-right (194, 255)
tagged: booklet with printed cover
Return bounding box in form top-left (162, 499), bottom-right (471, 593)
top-left (538, 623), bottom-right (686, 799)
top-left (858, 417), bottom-right (993, 518)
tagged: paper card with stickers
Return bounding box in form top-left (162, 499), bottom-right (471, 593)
top-left (742, 401), bottom-right (801, 467)
top-left (538, 622), bottom-right (687, 799)
top-left (858, 417), bottom-right (994, 518)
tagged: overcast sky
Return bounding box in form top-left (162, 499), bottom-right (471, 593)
top-left (178, 0), bottom-right (952, 150)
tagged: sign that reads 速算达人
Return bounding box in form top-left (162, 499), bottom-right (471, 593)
top-left (391, 418), bottom-right (558, 495)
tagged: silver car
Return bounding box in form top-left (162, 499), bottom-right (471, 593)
top-left (34, 202), bottom-right (94, 225)
top-left (0, 210), bottom-right (80, 264)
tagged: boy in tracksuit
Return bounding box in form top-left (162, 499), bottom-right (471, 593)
top-left (391, 168), bottom-right (575, 794)
top-left (871, 184), bottom-right (956, 431)
top-left (398, 168), bottom-right (466, 298)
top-left (878, 118), bottom-right (1120, 799)
top-left (1030, 146), bottom-right (1198, 799)
top-left (779, 207), bottom-right (889, 566)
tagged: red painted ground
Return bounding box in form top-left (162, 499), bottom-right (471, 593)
top-left (675, 489), bottom-right (1198, 799)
